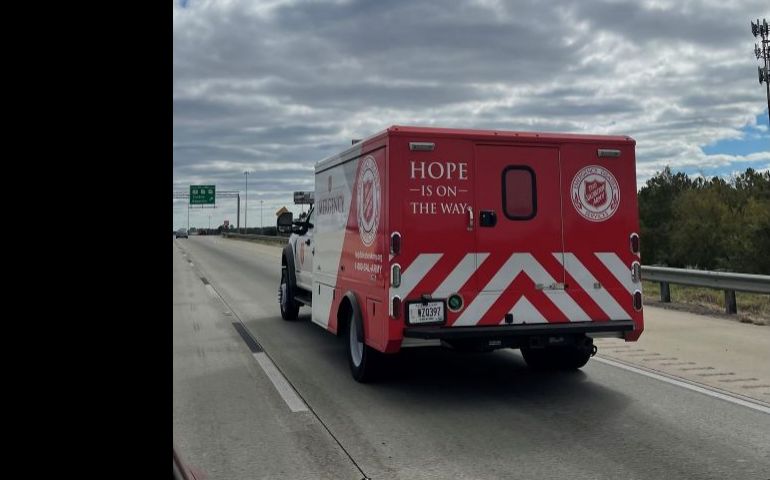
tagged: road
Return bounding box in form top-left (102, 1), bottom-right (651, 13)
top-left (173, 236), bottom-right (770, 480)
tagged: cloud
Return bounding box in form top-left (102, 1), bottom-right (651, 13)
top-left (174, 0), bottom-right (770, 227)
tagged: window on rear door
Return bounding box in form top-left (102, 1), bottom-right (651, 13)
top-left (502, 166), bottom-right (536, 220)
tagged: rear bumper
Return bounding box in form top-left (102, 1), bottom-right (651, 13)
top-left (403, 320), bottom-right (635, 341)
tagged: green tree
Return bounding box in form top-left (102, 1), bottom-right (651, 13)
top-left (638, 166), bottom-right (770, 273)
top-left (669, 188), bottom-right (732, 269)
top-left (637, 166), bottom-right (693, 265)
top-left (734, 196), bottom-right (770, 274)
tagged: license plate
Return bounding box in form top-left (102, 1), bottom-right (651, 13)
top-left (408, 301), bottom-right (444, 324)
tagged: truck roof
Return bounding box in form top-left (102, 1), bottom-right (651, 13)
top-left (386, 125), bottom-right (635, 144)
top-left (316, 125), bottom-right (635, 171)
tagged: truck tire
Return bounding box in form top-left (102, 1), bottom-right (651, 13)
top-left (521, 344), bottom-right (593, 371)
top-left (346, 308), bottom-right (381, 383)
top-left (279, 265), bottom-right (300, 321)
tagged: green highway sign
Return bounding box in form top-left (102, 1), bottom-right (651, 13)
top-left (190, 185), bottom-right (215, 205)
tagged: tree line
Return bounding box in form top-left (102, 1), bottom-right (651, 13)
top-left (638, 167), bottom-right (770, 274)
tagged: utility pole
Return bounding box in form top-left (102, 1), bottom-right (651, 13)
top-left (752, 18), bottom-right (770, 125)
top-left (236, 192), bottom-right (240, 231)
top-left (244, 170), bottom-right (250, 234)
top-left (260, 200), bottom-right (264, 232)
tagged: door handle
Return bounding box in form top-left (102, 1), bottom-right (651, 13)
top-left (467, 206), bottom-right (474, 232)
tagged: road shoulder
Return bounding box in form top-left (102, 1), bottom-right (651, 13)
top-left (173, 242), bottom-right (362, 480)
top-left (595, 305), bottom-right (770, 402)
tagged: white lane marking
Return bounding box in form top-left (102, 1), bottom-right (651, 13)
top-left (433, 253), bottom-right (488, 297)
top-left (205, 284), bottom-right (219, 298)
top-left (595, 252), bottom-right (635, 294)
top-left (253, 352), bottom-right (309, 413)
top-left (594, 356), bottom-right (770, 415)
top-left (194, 265), bottom-right (307, 413)
top-left (557, 253), bottom-right (630, 320)
top-left (390, 253), bottom-right (442, 298)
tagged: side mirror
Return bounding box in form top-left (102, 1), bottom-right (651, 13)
top-left (276, 212), bottom-right (293, 234)
top-left (277, 211), bottom-right (293, 227)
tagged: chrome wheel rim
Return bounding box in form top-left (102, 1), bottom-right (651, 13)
top-left (349, 319), bottom-right (363, 367)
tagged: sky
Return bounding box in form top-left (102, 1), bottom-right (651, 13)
top-left (173, 0), bottom-right (770, 230)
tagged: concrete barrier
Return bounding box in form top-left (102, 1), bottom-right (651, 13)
top-left (222, 232), bottom-right (289, 246)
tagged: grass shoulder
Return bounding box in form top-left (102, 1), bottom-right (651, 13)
top-left (641, 280), bottom-right (769, 326)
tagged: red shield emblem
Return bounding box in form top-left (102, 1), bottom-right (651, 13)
top-left (583, 180), bottom-right (607, 208)
top-left (362, 179), bottom-right (374, 223)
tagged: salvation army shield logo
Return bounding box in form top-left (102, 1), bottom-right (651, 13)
top-left (584, 180), bottom-right (607, 208)
top-left (356, 155), bottom-right (381, 247)
top-left (571, 166), bottom-right (620, 222)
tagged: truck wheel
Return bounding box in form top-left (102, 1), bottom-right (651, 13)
top-left (279, 266), bottom-right (299, 321)
top-left (521, 344), bottom-right (593, 371)
top-left (346, 311), bottom-right (381, 383)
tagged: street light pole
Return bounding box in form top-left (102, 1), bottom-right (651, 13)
top-left (261, 200), bottom-right (264, 232)
top-left (752, 18), bottom-right (770, 125)
top-left (244, 170), bottom-right (250, 234)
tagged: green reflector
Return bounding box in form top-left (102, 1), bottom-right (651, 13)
top-left (448, 294), bottom-right (462, 310)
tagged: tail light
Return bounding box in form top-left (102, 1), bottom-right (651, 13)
top-left (391, 264), bottom-right (401, 288)
top-left (633, 290), bottom-right (643, 311)
top-left (390, 232), bottom-right (401, 255)
top-left (631, 261), bottom-right (641, 283)
top-left (391, 296), bottom-right (402, 318)
top-left (630, 233), bottom-right (640, 255)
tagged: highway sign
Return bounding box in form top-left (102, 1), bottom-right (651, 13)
top-left (294, 191), bottom-right (314, 204)
top-left (190, 185), bottom-right (216, 205)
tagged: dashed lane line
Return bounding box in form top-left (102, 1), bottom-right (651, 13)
top-left (180, 244), bottom-right (309, 413)
top-left (179, 245), bottom-right (371, 480)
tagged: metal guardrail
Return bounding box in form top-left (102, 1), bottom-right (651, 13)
top-left (642, 266), bottom-right (770, 314)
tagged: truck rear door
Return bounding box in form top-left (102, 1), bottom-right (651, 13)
top-left (452, 144), bottom-right (582, 327)
top-left (559, 143), bottom-right (638, 322)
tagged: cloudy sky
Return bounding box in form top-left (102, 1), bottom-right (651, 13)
top-left (173, 0), bottom-right (769, 230)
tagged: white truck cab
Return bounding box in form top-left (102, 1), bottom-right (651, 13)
top-left (292, 208), bottom-right (315, 291)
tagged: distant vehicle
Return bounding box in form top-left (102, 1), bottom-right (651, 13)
top-left (176, 228), bottom-right (189, 239)
top-left (280, 125), bottom-right (644, 382)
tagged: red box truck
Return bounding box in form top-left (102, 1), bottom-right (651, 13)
top-left (279, 126), bottom-right (643, 382)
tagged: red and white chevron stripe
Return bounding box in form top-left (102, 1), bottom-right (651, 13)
top-left (389, 252), bottom-right (638, 326)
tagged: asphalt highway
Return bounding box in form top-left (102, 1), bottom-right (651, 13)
top-left (173, 236), bottom-right (770, 480)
